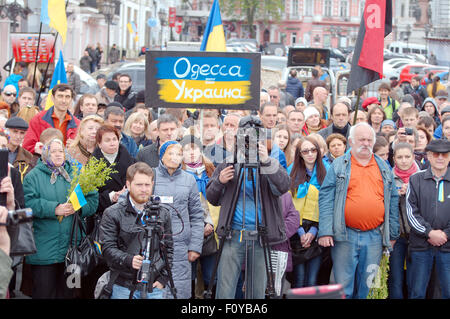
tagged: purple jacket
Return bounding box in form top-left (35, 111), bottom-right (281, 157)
top-left (272, 192), bottom-right (301, 272)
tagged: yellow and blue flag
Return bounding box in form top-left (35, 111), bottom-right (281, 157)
top-left (200, 0), bottom-right (226, 52)
top-left (45, 50), bottom-right (67, 110)
top-left (40, 0), bottom-right (67, 43)
top-left (127, 21), bottom-right (139, 43)
top-left (68, 184), bottom-right (87, 211)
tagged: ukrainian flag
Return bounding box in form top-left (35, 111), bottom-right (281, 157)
top-left (200, 0), bottom-right (226, 52)
top-left (68, 184), bottom-right (87, 211)
top-left (45, 50), bottom-right (68, 110)
top-left (40, 0), bottom-right (67, 43)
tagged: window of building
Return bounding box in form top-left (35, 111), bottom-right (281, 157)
top-left (339, 0), bottom-right (348, 17)
top-left (291, 32), bottom-right (297, 44)
top-left (324, 0), bottom-right (332, 17)
top-left (304, 0), bottom-right (313, 16)
top-left (291, 0), bottom-right (299, 18)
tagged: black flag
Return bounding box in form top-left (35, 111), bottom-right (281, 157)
top-left (347, 0), bottom-right (393, 94)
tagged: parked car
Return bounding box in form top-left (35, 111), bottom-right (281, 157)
top-left (383, 48), bottom-right (410, 61)
top-left (399, 63), bottom-right (431, 86)
top-left (382, 58), bottom-right (415, 80)
top-left (330, 48), bottom-right (345, 62)
top-left (264, 43), bottom-right (287, 56)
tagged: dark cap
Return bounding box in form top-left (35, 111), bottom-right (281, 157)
top-left (105, 80), bottom-right (119, 91)
top-left (425, 139), bottom-right (450, 153)
top-left (107, 101), bottom-right (123, 109)
top-left (96, 74), bottom-right (107, 80)
top-left (5, 116), bottom-right (29, 130)
top-left (436, 90), bottom-right (448, 100)
top-left (136, 90), bottom-right (145, 104)
top-left (441, 106), bottom-right (450, 116)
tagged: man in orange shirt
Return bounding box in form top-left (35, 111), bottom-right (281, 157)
top-left (317, 122), bottom-right (400, 299)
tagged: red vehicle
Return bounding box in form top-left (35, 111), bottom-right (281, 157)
top-left (399, 64), bottom-right (430, 86)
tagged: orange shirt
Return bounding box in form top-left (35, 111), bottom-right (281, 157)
top-left (344, 155), bottom-right (385, 231)
top-left (51, 112), bottom-right (72, 145)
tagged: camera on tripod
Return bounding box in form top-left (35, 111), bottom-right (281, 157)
top-left (142, 196), bottom-right (162, 225)
top-left (235, 115), bottom-right (269, 164)
top-left (6, 208), bottom-right (33, 225)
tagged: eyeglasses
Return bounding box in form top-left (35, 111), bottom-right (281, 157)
top-left (300, 148), bottom-right (318, 155)
top-left (430, 152), bottom-right (449, 159)
top-left (4, 92), bottom-right (16, 97)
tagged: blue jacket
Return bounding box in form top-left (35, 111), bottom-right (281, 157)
top-left (286, 76), bottom-right (304, 99)
top-left (318, 152), bottom-right (400, 249)
top-left (120, 132), bottom-right (138, 158)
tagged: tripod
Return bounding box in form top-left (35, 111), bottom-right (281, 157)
top-left (205, 159), bottom-right (276, 299)
top-left (134, 204), bottom-right (177, 299)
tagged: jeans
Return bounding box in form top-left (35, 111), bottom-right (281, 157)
top-left (331, 227), bottom-right (383, 299)
top-left (293, 254), bottom-right (322, 288)
top-left (111, 284), bottom-right (164, 299)
top-left (192, 253), bottom-right (218, 289)
top-left (216, 230), bottom-right (267, 299)
top-left (388, 236), bottom-right (411, 299)
top-left (409, 249), bottom-right (450, 299)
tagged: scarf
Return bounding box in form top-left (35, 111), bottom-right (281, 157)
top-left (101, 150), bottom-right (118, 164)
top-left (333, 123), bottom-right (349, 137)
top-left (295, 165), bottom-right (322, 199)
top-left (78, 142), bottom-right (92, 159)
top-left (394, 163), bottom-right (418, 184)
top-left (185, 164), bottom-right (209, 198)
top-left (41, 139), bottom-right (71, 185)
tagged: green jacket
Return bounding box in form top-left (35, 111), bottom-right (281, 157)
top-left (23, 160), bottom-right (98, 265)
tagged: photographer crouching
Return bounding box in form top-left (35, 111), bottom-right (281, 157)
top-left (99, 162), bottom-right (173, 299)
top-left (206, 116), bottom-right (290, 299)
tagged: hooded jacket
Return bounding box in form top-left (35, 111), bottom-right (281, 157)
top-left (286, 76), bottom-right (304, 100)
top-left (421, 97), bottom-right (441, 126)
top-left (153, 162), bottom-right (205, 299)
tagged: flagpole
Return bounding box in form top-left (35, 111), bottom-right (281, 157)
top-left (32, 23), bottom-right (43, 92)
top-left (352, 88), bottom-right (362, 126)
top-left (37, 0), bottom-right (69, 107)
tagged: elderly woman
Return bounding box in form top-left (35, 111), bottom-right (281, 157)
top-left (325, 133), bottom-right (347, 163)
top-left (67, 115), bottom-right (104, 166)
top-left (23, 138), bottom-right (98, 299)
top-left (123, 112), bottom-right (152, 149)
top-left (154, 140), bottom-right (204, 299)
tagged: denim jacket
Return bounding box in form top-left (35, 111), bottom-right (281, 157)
top-left (318, 152), bottom-right (400, 249)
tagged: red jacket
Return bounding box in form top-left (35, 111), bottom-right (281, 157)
top-left (22, 107), bottom-right (80, 153)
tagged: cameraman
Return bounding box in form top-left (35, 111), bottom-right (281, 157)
top-left (206, 116), bottom-right (290, 299)
top-left (100, 162), bottom-right (173, 299)
top-left (0, 206), bottom-right (13, 299)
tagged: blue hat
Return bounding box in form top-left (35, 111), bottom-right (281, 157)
top-left (159, 141), bottom-right (180, 160)
top-left (381, 119), bottom-right (396, 129)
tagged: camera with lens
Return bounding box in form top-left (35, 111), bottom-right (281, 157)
top-left (6, 208), bottom-right (33, 225)
top-left (404, 128), bottom-right (414, 135)
top-left (142, 196), bottom-right (162, 226)
top-left (235, 115), bottom-right (269, 164)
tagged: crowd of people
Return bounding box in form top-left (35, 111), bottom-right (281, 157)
top-left (0, 61), bottom-right (449, 300)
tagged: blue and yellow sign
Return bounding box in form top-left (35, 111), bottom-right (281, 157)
top-left (146, 51), bottom-right (261, 110)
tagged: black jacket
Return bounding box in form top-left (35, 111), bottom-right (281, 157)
top-left (406, 166), bottom-right (450, 252)
top-left (206, 158), bottom-right (290, 245)
top-left (114, 86), bottom-right (137, 111)
top-left (99, 194), bottom-right (173, 288)
top-left (136, 140), bottom-right (160, 168)
top-left (92, 144), bottom-right (136, 214)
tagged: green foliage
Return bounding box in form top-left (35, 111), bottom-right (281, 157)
top-left (367, 249), bottom-right (390, 299)
top-left (219, 0), bottom-right (284, 37)
top-left (67, 157), bottom-right (117, 197)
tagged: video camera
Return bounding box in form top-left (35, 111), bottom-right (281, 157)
top-left (235, 115), bottom-right (270, 164)
top-left (142, 196), bottom-right (162, 226)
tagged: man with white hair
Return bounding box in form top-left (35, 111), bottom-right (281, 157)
top-left (318, 122), bottom-right (400, 299)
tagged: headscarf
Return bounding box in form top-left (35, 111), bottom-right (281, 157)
top-left (41, 138), bottom-right (71, 184)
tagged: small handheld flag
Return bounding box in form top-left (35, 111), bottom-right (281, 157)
top-left (45, 50), bottom-right (68, 110)
top-left (200, 0), bottom-right (226, 52)
top-left (68, 184), bottom-right (87, 211)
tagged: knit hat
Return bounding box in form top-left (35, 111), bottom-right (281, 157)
top-left (361, 97), bottom-right (380, 110)
top-left (159, 141), bottom-right (180, 160)
top-left (295, 97), bottom-right (308, 107)
top-left (381, 119), bottom-right (396, 129)
top-left (303, 106), bottom-right (320, 121)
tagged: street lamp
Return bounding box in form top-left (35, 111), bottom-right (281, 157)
top-left (405, 24), bottom-right (412, 52)
top-left (0, 0), bottom-right (32, 33)
top-left (98, 0), bottom-right (116, 65)
top-left (158, 8), bottom-right (167, 49)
